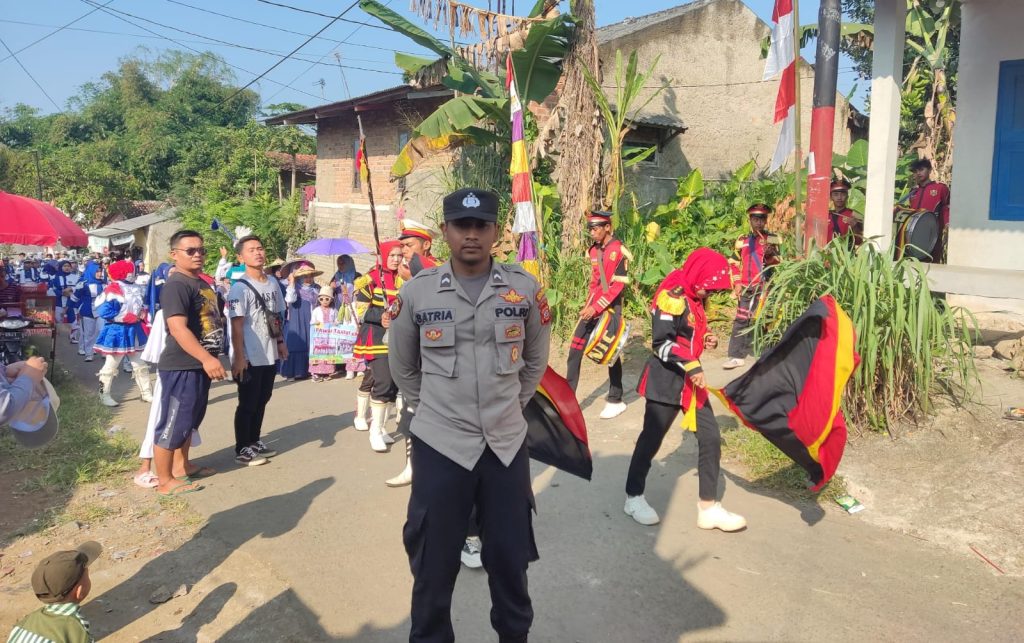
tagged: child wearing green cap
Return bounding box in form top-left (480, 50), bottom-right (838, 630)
top-left (7, 541), bottom-right (102, 643)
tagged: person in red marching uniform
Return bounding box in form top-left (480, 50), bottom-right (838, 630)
top-left (908, 158), bottom-right (951, 263)
top-left (827, 178), bottom-right (863, 245)
top-left (625, 248), bottom-right (746, 531)
top-left (723, 204), bottom-right (781, 370)
top-left (386, 220), bottom-right (439, 488)
top-left (565, 211), bottom-right (632, 420)
top-left (353, 240), bottom-right (403, 453)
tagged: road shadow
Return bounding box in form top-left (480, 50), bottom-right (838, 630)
top-left (141, 582), bottom-right (236, 642)
top-left (83, 477), bottom-right (334, 639)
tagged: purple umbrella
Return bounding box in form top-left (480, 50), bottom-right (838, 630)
top-left (296, 237), bottom-right (372, 256)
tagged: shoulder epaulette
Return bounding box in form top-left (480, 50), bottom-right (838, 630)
top-left (655, 288), bottom-right (686, 316)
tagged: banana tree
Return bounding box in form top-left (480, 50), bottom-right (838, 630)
top-left (358, 0), bottom-right (574, 178)
top-left (581, 49), bottom-right (666, 215)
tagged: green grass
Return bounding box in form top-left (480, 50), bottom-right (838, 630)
top-left (721, 427), bottom-right (847, 504)
top-left (0, 366), bottom-right (137, 492)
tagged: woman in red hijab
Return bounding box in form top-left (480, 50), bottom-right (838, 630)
top-left (353, 240), bottom-right (404, 453)
top-left (625, 248), bottom-right (747, 532)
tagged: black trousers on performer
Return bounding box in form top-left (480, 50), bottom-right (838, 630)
top-left (358, 356), bottom-right (398, 403)
top-left (625, 400), bottom-right (721, 501)
top-left (728, 286), bottom-right (763, 359)
top-left (234, 364), bottom-right (277, 455)
top-left (404, 438), bottom-right (537, 643)
top-left (565, 305), bottom-right (623, 402)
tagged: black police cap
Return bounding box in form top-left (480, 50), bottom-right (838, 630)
top-left (443, 188), bottom-right (499, 222)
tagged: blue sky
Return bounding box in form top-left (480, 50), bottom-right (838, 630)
top-left (0, 0), bottom-right (862, 116)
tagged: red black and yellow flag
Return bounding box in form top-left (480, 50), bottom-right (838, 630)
top-left (712, 295), bottom-right (859, 491)
top-left (525, 367), bottom-right (593, 480)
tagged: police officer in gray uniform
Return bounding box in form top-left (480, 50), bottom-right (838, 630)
top-left (389, 188), bottom-right (551, 643)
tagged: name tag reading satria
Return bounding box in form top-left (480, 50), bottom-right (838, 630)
top-left (415, 309), bottom-right (455, 325)
top-left (495, 306), bottom-right (529, 319)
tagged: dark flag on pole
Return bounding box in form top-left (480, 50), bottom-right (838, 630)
top-left (525, 367), bottom-right (593, 481)
top-left (712, 296), bottom-right (858, 491)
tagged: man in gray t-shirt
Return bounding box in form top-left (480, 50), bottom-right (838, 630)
top-left (225, 235), bottom-right (287, 466)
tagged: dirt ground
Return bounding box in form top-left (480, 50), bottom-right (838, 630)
top-left (2, 332), bottom-right (1023, 640)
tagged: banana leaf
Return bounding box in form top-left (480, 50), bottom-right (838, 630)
top-left (391, 97), bottom-right (508, 178)
top-left (510, 14), bottom-right (575, 104)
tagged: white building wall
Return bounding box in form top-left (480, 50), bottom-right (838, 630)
top-left (947, 0), bottom-right (1024, 271)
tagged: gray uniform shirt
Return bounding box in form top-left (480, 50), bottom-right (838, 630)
top-left (388, 261), bottom-right (551, 470)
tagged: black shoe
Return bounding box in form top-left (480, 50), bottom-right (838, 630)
top-left (251, 440), bottom-right (278, 458)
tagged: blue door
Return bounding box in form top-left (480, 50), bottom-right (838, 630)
top-left (991, 59), bottom-right (1024, 221)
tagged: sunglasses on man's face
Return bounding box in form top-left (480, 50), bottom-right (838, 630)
top-left (175, 247), bottom-right (207, 257)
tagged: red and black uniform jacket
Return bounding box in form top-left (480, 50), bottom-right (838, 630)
top-left (353, 268), bottom-right (400, 361)
top-left (909, 180), bottom-right (951, 229)
top-left (586, 238), bottom-right (631, 313)
top-left (828, 208), bottom-right (862, 242)
top-left (730, 232), bottom-right (781, 289)
top-left (408, 253), bottom-right (438, 276)
top-left (637, 287), bottom-right (709, 413)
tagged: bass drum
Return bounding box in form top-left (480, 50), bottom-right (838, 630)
top-left (584, 309), bottom-right (630, 365)
top-left (894, 210), bottom-right (939, 261)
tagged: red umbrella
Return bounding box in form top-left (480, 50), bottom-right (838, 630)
top-left (0, 191), bottom-right (88, 247)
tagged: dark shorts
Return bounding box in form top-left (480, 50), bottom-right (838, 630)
top-left (154, 369), bottom-right (212, 450)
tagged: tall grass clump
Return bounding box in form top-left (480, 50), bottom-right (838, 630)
top-left (752, 241), bottom-right (977, 433)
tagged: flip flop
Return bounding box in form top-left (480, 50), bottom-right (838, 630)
top-left (175, 466), bottom-right (216, 481)
top-left (133, 472), bottom-right (158, 489)
top-left (1005, 407), bottom-right (1024, 422)
top-left (158, 481), bottom-right (204, 497)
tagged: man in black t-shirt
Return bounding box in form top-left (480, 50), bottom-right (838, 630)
top-left (152, 230), bottom-right (227, 496)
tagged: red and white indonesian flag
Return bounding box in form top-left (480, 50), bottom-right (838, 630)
top-left (765, 0), bottom-right (796, 172)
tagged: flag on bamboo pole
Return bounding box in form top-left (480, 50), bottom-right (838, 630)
top-left (506, 54), bottom-right (540, 279)
top-left (356, 120), bottom-right (370, 186)
top-left (765, 0), bottom-right (797, 172)
top-left (711, 296), bottom-right (859, 491)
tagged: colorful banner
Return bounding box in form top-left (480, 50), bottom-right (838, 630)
top-left (309, 322), bottom-right (359, 363)
top-left (507, 53), bottom-right (541, 281)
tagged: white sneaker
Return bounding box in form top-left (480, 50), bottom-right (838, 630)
top-left (461, 537), bottom-right (482, 568)
top-left (722, 358), bottom-right (746, 370)
top-left (385, 461), bottom-right (413, 487)
top-left (697, 502), bottom-right (747, 532)
top-left (84, 355), bottom-right (94, 362)
top-left (345, 371), bottom-right (355, 380)
top-left (140, 391), bottom-right (153, 403)
top-left (599, 401), bottom-right (628, 419)
top-left (624, 495), bottom-right (660, 525)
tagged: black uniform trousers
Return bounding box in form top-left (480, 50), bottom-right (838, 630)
top-left (727, 285), bottom-right (763, 359)
top-left (626, 400), bottom-right (722, 501)
top-left (565, 304), bottom-right (624, 402)
top-left (357, 355), bottom-right (398, 403)
top-left (405, 437), bottom-right (537, 643)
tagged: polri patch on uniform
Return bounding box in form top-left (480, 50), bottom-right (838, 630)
top-left (390, 295), bottom-right (402, 318)
top-left (500, 289), bottom-right (526, 304)
top-left (505, 324), bottom-right (523, 339)
top-left (424, 328), bottom-right (443, 341)
top-left (495, 305), bottom-right (529, 319)
top-left (539, 299), bottom-right (552, 325)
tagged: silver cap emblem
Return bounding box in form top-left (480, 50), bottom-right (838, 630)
top-left (462, 192), bottom-right (480, 209)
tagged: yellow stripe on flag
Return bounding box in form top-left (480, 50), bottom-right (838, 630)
top-left (808, 301), bottom-right (856, 461)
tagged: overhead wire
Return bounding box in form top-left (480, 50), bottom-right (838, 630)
top-left (0, 36), bottom-right (62, 111)
top-left (253, 0), bottom-right (391, 29)
top-left (0, 18), bottom-right (419, 57)
top-left (219, 1), bottom-right (362, 105)
top-left (77, 0), bottom-right (326, 102)
top-left (0, 0), bottom-right (114, 64)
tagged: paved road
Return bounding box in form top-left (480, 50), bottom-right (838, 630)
top-left (70, 352), bottom-right (1024, 642)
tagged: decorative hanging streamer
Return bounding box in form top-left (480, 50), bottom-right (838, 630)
top-left (507, 54), bottom-right (541, 280)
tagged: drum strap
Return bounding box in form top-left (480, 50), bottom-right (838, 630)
top-left (596, 244), bottom-right (610, 293)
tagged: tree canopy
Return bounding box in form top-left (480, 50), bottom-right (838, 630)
top-left (0, 50), bottom-right (315, 224)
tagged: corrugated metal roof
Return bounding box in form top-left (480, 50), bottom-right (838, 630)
top-left (263, 85), bottom-right (452, 126)
top-left (87, 207), bottom-right (179, 238)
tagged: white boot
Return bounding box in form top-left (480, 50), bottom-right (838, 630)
top-left (353, 393), bottom-right (370, 431)
top-left (697, 502), bottom-right (747, 532)
top-left (624, 495), bottom-right (660, 525)
top-left (385, 441), bottom-right (413, 487)
top-left (394, 393), bottom-right (404, 425)
top-left (98, 372), bottom-right (118, 407)
top-left (381, 402), bottom-right (396, 444)
top-left (369, 402), bottom-right (388, 453)
top-left (133, 361), bottom-right (153, 403)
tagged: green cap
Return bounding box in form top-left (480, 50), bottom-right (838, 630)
top-left (31, 541), bottom-right (102, 604)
